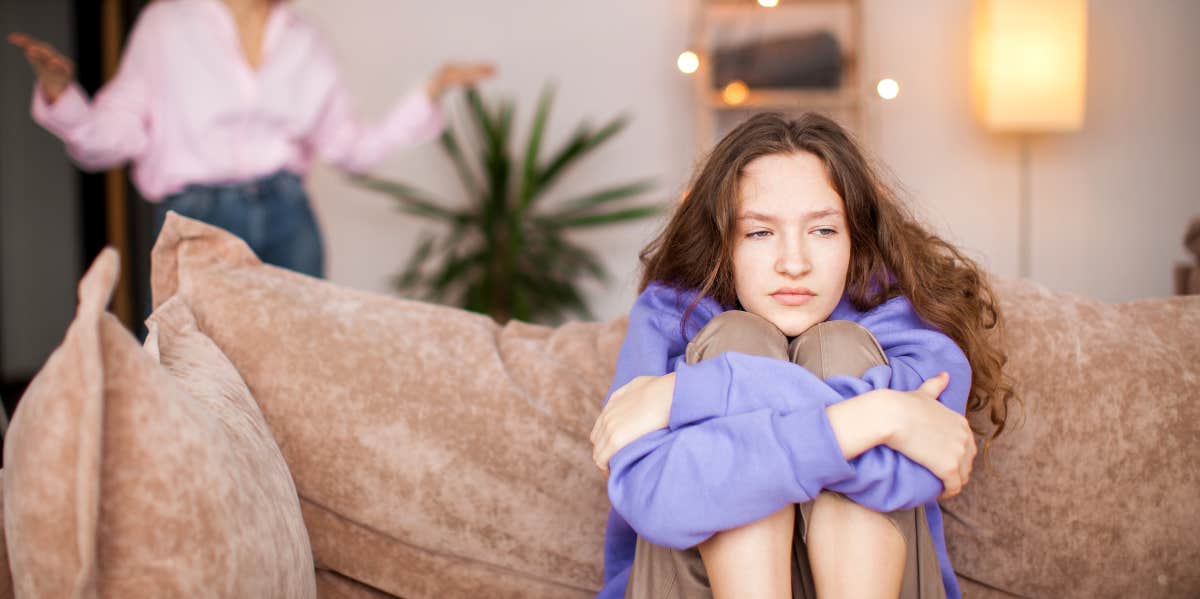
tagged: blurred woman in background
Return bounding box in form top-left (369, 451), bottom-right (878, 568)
top-left (9, 0), bottom-right (494, 278)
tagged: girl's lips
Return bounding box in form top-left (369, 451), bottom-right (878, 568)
top-left (771, 292), bottom-right (815, 306)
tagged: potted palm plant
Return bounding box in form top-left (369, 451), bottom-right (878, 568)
top-left (352, 86), bottom-right (662, 324)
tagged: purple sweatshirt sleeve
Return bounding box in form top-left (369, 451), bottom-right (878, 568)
top-left (601, 282), bottom-right (727, 403)
top-left (668, 295), bottom-right (972, 512)
top-left (606, 363), bottom-right (857, 549)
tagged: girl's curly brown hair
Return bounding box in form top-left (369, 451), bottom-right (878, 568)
top-left (639, 112), bottom-right (1016, 445)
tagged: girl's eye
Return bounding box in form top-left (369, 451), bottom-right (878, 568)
top-left (745, 230), bottom-right (772, 239)
top-left (812, 227), bottom-right (838, 237)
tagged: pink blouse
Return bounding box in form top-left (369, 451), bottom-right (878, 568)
top-left (31, 0), bottom-right (445, 200)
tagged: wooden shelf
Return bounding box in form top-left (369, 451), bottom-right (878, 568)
top-left (705, 0), bottom-right (859, 9)
top-left (707, 87), bottom-right (859, 110)
top-left (691, 0), bottom-right (865, 148)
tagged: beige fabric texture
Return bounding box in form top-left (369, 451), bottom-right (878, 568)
top-left (943, 279), bottom-right (1200, 598)
top-left (150, 212), bottom-right (626, 598)
top-left (314, 569), bottom-right (396, 599)
top-left (1, 248), bottom-right (315, 598)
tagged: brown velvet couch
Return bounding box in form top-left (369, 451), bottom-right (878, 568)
top-left (1, 213), bottom-right (1197, 598)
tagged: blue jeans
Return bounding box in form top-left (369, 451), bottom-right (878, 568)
top-left (154, 170), bottom-right (325, 278)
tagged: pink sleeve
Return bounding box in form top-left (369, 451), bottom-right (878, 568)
top-left (307, 66), bottom-right (447, 174)
top-left (30, 6), bottom-right (157, 172)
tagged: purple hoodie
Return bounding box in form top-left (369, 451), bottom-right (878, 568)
top-left (597, 282), bottom-right (970, 599)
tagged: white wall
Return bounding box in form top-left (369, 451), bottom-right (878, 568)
top-left (294, 0), bottom-right (1200, 322)
top-left (861, 0), bottom-right (1200, 302)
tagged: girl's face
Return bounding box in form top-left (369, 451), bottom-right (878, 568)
top-left (732, 152), bottom-right (851, 337)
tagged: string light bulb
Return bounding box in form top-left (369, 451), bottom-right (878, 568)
top-left (758, 0), bottom-right (780, 7)
top-left (722, 80), bottom-right (749, 105)
top-left (876, 78), bottom-right (900, 100)
top-left (677, 51), bottom-right (699, 74)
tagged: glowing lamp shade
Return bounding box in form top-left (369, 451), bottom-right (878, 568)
top-left (971, 0), bottom-right (1087, 132)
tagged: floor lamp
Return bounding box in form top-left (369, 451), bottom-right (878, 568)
top-left (971, 0), bottom-right (1087, 278)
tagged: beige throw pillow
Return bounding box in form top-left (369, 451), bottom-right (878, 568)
top-left (2, 248), bottom-right (316, 598)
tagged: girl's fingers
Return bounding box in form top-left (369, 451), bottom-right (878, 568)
top-left (590, 413), bottom-right (605, 444)
top-left (917, 372), bottom-right (949, 399)
top-left (943, 474), bottom-right (962, 498)
top-left (955, 437), bottom-right (975, 492)
top-left (593, 441), bottom-right (611, 472)
top-left (592, 438), bottom-right (603, 469)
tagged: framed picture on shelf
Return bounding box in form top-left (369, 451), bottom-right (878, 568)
top-left (689, 0), bottom-right (865, 147)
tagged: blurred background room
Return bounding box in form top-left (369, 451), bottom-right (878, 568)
top-left (2, 0), bottom-right (1198, 419)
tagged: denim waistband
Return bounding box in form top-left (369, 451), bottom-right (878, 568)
top-left (170, 170), bottom-right (303, 200)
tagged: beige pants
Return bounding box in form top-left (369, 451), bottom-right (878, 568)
top-left (624, 311), bottom-right (946, 599)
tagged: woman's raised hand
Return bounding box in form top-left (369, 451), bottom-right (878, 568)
top-left (590, 373), bottom-right (676, 476)
top-left (426, 61), bottom-right (496, 102)
top-left (8, 33), bottom-right (74, 104)
top-left (879, 373), bottom-right (977, 499)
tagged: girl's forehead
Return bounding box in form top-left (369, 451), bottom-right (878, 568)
top-left (737, 153), bottom-right (843, 216)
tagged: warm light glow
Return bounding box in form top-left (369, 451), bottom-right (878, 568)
top-left (722, 80), bottom-right (749, 105)
top-left (876, 78), bottom-right (900, 100)
top-left (677, 51), bottom-right (699, 74)
top-left (971, 0), bottom-right (1087, 131)
top-left (758, 0), bottom-right (780, 7)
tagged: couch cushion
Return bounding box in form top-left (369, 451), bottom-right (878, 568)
top-left (944, 278), bottom-right (1200, 597)
top-left (2, 248), bottom-right (315, 598)
top-left (151, 213), bottom-right (626, 598)
top-left (314, 569), bottom-right (395, 599)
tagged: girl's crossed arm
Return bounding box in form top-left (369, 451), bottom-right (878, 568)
top-left (594, 286), bottom-right (973, 547)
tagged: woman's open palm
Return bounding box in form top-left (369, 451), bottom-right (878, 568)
top-left (427, 62), bottom-right (496, 100)
top-left (8, 33), bottom-right (74, 103)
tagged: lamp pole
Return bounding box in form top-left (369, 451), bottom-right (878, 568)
top-left (1018, 135), bottom-right (1032, 278)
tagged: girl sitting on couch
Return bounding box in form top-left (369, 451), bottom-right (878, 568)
top-left (591, 112), bottom-right (1014, 599)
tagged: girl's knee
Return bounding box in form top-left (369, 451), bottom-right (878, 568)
top-left (788, 320), bottom-right (887, 379)
top-left (685, 310), bottom-right (789, 364)
top-left (808, 492), bottom-right (906, 550)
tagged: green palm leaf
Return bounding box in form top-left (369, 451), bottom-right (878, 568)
top-left (351, 175), bottom-right (469, 224)
top-left (352, 84), bottom-right (659, 324)
top-left (548, 180), bottom-right (656, 219)
top-left (541, 205), bottom-right (663, 229)
top-left (520, 85), bottom-right (555, 209)
top-left (439, 129), bottom-right (479, 197)
top-left (393, 234), bottom-right (436, 293)
top-left (534, 113), bottom-right (630, 203)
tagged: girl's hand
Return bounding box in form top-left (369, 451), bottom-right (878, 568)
top-left (426, 61), bottom-right (496, 102)
top-left (590, 373), bottom-right (676, 476)
top-left (878, 373), bottom-right (977, 499)
top-left (8, 33), bottom-right (74, 104)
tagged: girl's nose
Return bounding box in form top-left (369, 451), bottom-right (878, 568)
top-left (775, 239), bottom-right (812, 277)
